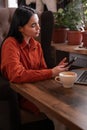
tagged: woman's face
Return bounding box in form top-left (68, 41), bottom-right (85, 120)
top-left (19, 14), bottom-right (40, 40)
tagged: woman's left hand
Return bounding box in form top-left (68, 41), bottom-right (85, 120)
top-left (58, 57), bottom-right (68, 66)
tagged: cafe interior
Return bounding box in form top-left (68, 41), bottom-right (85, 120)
top-left (0, 0), bottom-right (87, 130)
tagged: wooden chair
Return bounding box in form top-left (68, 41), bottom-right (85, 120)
top-left (40, 11), bottom-right (56, 68)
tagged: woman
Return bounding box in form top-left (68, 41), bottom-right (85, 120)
top-left (1, 6), bottom-right (68, 114)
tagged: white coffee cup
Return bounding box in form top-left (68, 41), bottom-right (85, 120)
top-left (57, 71), bottom-right (77, 88)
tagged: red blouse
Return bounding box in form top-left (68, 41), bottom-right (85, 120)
top-left (1, 37), bottom-right (52, 115)
top-left (1, 37), bottom-right (52, 83)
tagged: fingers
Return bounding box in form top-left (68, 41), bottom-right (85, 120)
top-left (58, 57), bottom-right (67, 65)
top-left (58, 64), bottom-right (69, 71)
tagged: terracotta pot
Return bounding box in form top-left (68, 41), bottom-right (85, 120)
top-left (67, 30), bottom-right (82, 45)
top-left (82, 31), bottom-right (87, 48)
top-left (52, 28), bottom-right (67, 43)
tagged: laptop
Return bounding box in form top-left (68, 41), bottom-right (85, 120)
top-left (72, 69), bottom-right (87, 85)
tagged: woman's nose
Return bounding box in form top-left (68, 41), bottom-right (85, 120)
top-left (36, 24), bottom-right (40, 30)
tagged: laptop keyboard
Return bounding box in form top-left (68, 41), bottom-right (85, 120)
top-left (77, 71), bottom-right (87, 82)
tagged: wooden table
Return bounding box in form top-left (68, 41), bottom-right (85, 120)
top-left (11, 78), bottom-right (87, 130)
top-left (51, 43), bottom-right (87, 68)
top-left (51, 43), bottom-right (87, 55)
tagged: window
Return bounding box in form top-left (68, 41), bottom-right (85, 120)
top-left (8, 0), bottom-right (18, 7)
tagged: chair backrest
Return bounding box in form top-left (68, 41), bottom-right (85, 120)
top-left (40, 11), bottom-right (55, 68)
top-left (0, 8), bottom-right (16, 47)
top-left (0, 8), bottom-right (16, 71)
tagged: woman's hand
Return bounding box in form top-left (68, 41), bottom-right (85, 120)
top-left (52, 57), bottom-right (69, 77)
top-left (58, 57), bottom-right (68, 66)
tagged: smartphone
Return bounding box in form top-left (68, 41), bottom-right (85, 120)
top-left (65, 57), bottom-right (78, 67)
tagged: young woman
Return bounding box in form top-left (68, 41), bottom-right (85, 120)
top-left (1, 6), bottom-right (68, 114)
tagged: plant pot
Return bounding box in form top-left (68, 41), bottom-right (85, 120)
top-left (52, 28), bottom-right (67, 43)
top-left (67, 30), bottom-right (82, 45)
top-left (82, 31), bottom-right (87, 48)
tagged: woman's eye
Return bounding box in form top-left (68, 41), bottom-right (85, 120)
top-left (31, 23), bottom-right (36, 28)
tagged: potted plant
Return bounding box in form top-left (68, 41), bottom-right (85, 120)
top-left (63, 0), bottom-right (84, 45)
top-left (52, 8), bottom-right (68, 43)
top-left (82, 0), bottom-right (87, 30)
top-left (81, 0), bottom-right (87, 47)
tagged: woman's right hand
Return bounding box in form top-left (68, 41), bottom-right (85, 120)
top-left (52, 64), bottom-right (69, 78)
